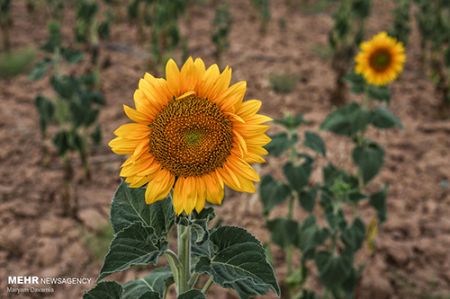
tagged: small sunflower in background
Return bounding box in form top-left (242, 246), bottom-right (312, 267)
top-left (109, 57), bottom-right (271, 215)
top-left (355, 32), bottom-right (406, 86)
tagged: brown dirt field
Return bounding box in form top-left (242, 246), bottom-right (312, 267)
top-left (0, 1), bottom-right (449, 299)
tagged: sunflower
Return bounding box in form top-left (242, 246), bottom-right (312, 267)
top-left (355, 32), bottom-right (406, 86)
top-left (109, 58), bottom-right (271, 215)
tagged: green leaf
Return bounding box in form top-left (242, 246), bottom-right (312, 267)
top-left (369, 188), bottom-right (387, 223)
top-left (83, 281), bottom-right (122, 299)
top-left (29, 59), bottom-right (50, 80)
top-left (53, 130), bottom-right (70, 156)
top-left (343, 72), bottom-right (365, 94)
top-left (267, 218), bottom-right (299, 248)
top-left (259, 175), bottom-right (291, 215)
top-left (352, 142), bottom-right (384, 183)
top-left (304, 131), bottom-right (326, 156)
top-left (110, 181), bottom-right (175, 236)
top-left (370, 107), bottom-right (402, 129)
top-left (122, 267), bottom-right (173, 299)
top-left (322, 163), bottom-right (358, 188)
top-left (320, 103), bottom-right (370, 137)
top-left (265, 132), bottom-right (296, 157)
top-left (98, 222), bottom-right (166, 281)
top-left (315, 251), bottom-right (352, 289)
top-left (342, 218), bottom-right (365, 251)
top-left (274, 114), bottom-right (307, 129)
top-left (195, 226), bottom-right (280, 299)
top-left (178, 290), bottom-right (206, 299)
top-left (297, 216), bottom-right (328, 259)
top-left (61, 48), bottom-right (84, 64)
top-left (283, 160), bottom-right (312, 193)
top-left (34, 95), bottom-right (54, 134)
top-left (298, 188), bottom-right (316, 213)
top-left (367, 85), bottom-right (391, 102)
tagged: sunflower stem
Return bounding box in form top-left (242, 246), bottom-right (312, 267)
top-left (177, 222), bottom-right (191, 295)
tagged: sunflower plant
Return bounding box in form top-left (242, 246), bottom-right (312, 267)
top-left (414, 0), bottom-right (450, 108)
top-left (211, 3), bottom-right (232, 63)
top-left (251, 0), bottom-right (271, 34)
top-left (328, 0), bottom-right (371, 105)
top-left (127, 0), bottom-right (188, 70)
top-left (259, 32), bottom-right (405, 299)
top-left (74, 0), bottom-right (112, 86)
top-left (32, 21), bottom-right (105, 217)
top-left (84, 58), bottom-right (280, 299)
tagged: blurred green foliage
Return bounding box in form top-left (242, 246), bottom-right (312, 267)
top-left (270, 73), bottom-right (299, 94)
top-left (0, 47), bottom-right (36, 78)
top-left (414, 0), bottom-right (450, 106)
top-left (390, 0), bottom-right (411, 45)
top-left (212, 3), bottom-right (232, 62)
top-left (251, 0), bottom-right (271, 34)
top-left (328, 0), bottom-right (371, 105)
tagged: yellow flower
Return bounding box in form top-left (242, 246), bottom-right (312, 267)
top-left (355, 32), bottom-right (406, 86)
top-left (109, 58), bottom-right (271, 215)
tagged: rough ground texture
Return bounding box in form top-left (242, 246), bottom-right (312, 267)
top-left (0, 1), bottom-right (449, 298)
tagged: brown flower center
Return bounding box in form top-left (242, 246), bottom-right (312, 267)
top-left (149, 95), bottom-right (233, 177)
top-left (369, 49), bottom-right (392, 72)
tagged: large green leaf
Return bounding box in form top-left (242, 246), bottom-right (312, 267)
top-left (259, 175), bottom-right (291, 215)
top-left (265, 132), bottom-right (297, 157)
top-left (352, 142), bottom-right (384, 183)
top-left (267, 218), bottom-right (299, 248)
top-left (369, 188), bottom-right (387, 223)
top-left (298, 188), bottom-right (317, 213)
top-left (178, 290), bottom-right (206, 299)
top-left (341, 218), bottom-right (365, 252)
top-left (83, 281), bottom-right (122, 299)
top-left (98, 222), bottom-right (166, 281)
top-left (122, 267), bottom-right (173, 299)
top-left (111, 181), bottom-right (175, 236)
top-left (304, 131), bottom-right (326, 156)
top-left (367, 85), bottom-right (391, 102)
top-left (320, 103), bottom-right (370, 137)
top-left (297, 216), bottom-right (329, 259)
top-left (370, 107), bottom-right (402, 129)
top-left (315, 251), bottom-right (352, 289)
top-left (283, 161), bottom-right (312, 193)
top-left (195, 226), bottom-right (280, 299)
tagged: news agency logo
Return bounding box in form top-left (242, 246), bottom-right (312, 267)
top-left (8, 276), bottom-right (39, 284)
top-left (7, 276), bottom-right (92, 285)
top-left (6, 275), bottom-right (92, 294)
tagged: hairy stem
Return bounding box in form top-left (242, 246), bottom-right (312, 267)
top-left (177, 223), bottom-right (191, 294)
